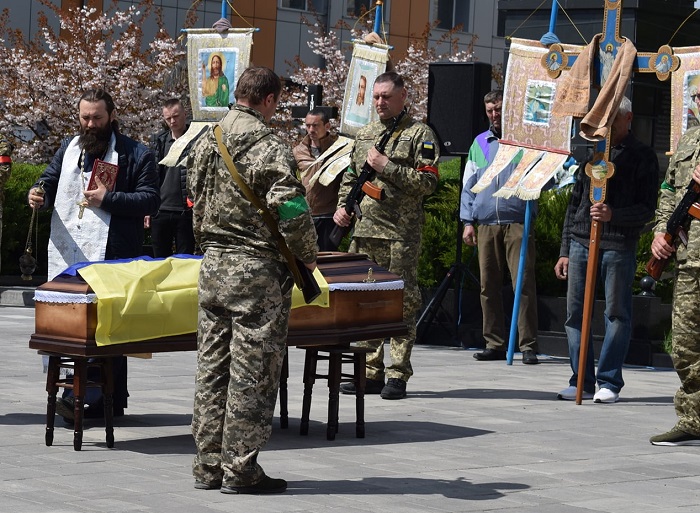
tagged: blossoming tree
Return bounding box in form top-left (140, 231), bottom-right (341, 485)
top-left (0, 0), bottom-right (187, 164)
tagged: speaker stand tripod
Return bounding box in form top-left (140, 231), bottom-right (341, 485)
top-left (416, 155), bottom-right (479, 346)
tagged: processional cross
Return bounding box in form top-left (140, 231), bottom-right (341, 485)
top-left (540, 0), bottom-right (680, 403)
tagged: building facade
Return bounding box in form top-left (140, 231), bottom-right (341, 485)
top-left (5, 1), bottom-right (505, 80)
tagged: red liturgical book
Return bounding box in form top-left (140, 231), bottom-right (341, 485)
top-left (87, 159), bottom-right (118, 191)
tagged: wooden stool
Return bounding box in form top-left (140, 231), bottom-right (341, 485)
top-left (42, 352), bottom-right (114, 451)
top-left (297, 344), bottom-right (374, 440)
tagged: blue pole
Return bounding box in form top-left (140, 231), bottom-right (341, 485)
top-left (540, 1), bottom-right (561, 46)
top-left (373, 1), bottom-right (382, 35)
top-left (222, 0), bottom-right (228, 19)
top-left (548, 0), bottom-right (559, 31)
top-left (506, 200), bottom-right (533, 365)
top-left (506, 1), bottom-right (559, 365)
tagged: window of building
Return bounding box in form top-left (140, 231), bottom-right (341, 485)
top-left (346, 0), bottom-right (388, 19)
top-left (281, 0), bottom-right (307, 9)
top-left (280, 0), bottom-right (327, 12)
top-left (432, 0), bottom-right (470, 31)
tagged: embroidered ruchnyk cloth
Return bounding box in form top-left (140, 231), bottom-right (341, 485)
top-left (552, 34), bottom-right (637, 141)
top-left (47, 134), bottom-right (117, 280)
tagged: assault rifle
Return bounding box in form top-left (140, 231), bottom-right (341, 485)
top-left (329, 111), bottom-right (405, 247)
top-left (646, 179), bottom-right (700, 280)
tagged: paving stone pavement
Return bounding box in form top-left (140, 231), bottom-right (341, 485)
top-left (0, 304), bottom-right (697, 512)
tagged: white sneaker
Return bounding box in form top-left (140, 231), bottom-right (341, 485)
top-left (593, 388), bottom-right (619, 403)
top-left (557, 386), bottom-right (593, 401)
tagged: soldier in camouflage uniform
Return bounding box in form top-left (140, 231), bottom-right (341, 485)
top-left (0, 135), bottom-right (12, 275)
top-left (187, 67), bottom-right (318, 493)
top-left (650, 126), bottom-right (700, 446)
top-left (334, 71), bottom-right (439, 400)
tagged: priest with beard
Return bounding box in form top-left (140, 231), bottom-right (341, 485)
top-left (28, 88), bottom-right (160, 421)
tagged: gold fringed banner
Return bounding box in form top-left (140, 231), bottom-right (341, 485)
top-left (340, 42), bottom-right (390, 137)
top-left (493, 147), bottom-right (544, 198)
top-left (504, 39), bottom-right (575, 153)
top-left (669, 46), bottom-right (700, 154)
top-left (186, 29), bottom-right (254, 122)
top-left (513, 152), bottom-right (569, 200)
top-left (470, 145), bottom-right (522, 194)
top-left (478, 38), bottom-right (576, 199)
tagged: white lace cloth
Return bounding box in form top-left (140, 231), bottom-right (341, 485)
top-left (34, 290), bottom-right (97, 304)
top-left (33, 280), bottom-right (404, 303)
top-left (328, 280), bottom-right (404, 292)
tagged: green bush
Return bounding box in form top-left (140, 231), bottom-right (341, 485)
top-left (533, 188), bottom-right (570, 298)
top-left (2, 163), bottom-right (50, 277)
top-left (418, 157), bottom-right (479, 289)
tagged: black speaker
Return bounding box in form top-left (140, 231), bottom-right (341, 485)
top-left (427, 62), bottom-right (493, 156)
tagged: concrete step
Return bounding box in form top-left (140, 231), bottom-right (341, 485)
top-left (0, 286), bottom-right (36, 307)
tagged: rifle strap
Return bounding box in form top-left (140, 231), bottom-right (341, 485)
top-left (213, 125), bottom-right (304, 289)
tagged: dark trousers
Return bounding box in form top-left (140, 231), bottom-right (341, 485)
top-left (62, 356), bottom-right (128, 410)
top-left (313, 216), bottom-right (340, 252)
top-left (151, 210), bottom-right (196, 257)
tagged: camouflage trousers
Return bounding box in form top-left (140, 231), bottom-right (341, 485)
top-left (349, 237), bottom-right (421, 382)
top-left (192, 250), bottom-right (291, 487)
top-left (671, 267), bottom-right (700, 435)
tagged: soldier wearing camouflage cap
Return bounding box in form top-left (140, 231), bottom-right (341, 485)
top-left (334, 71), bottom-right (440, 400)
top-left (187, 66), bottom-right (317, 494)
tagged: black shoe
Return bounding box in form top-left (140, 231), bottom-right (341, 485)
top-left (473, 349), bottom-right (506, 361)
top-left (55, 397), bottom-right (75, 421)
top-left (381, 378), bottom-right (407, 400)
top-left (194, 480), bottom-right (222, 490)
top-left (522, 350), bottom-right (539, 365)
top-left (340, 378), bottom-right (385, 395)
top-left (221, 475), bottom-right (287, 494)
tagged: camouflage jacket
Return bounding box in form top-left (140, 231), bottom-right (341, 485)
top-left (187, 104), bottom-right (317, 264)
top-left (338, 113), bottom-right (439, 242)
top-left (655, 126), bottom-right (700, 269)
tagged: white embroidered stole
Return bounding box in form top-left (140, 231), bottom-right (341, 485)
top-left (47, 134), bottom-right (117, 280)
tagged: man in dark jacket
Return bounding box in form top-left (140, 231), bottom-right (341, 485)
top-left (147, 98), bottom-right (196, 256)
top-left (28, 88), bottom-right (160, 419)
top-left (554, 96), bottom-right (659, 403)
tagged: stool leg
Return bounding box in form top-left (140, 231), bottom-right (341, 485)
top-left (101, 358), bottom-right (115, 448)
top-left (354, 353), bottom-right (367, 438)
top-left (327, 352), bottom-right (342, 441)
top-left (300, 349), bottom-right (318, 436)
top-left (279, 349), bottom-right (289, 429)
top-left (72, 359), bottom-right (87, 451)
top-left (45, 356), bottom-right (61, 447)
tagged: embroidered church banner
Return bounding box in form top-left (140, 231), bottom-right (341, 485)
top-left (473, 38), bottom-right (575, 199)
top-left (187, 29), bottom-right (254, 122)
top-left (669, 46), bottom-right (700, 154)
top-left (340, 42), bottom-right (390, 137)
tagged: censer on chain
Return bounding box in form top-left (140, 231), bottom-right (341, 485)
top-left (20, 180), bottom-right (44, 280)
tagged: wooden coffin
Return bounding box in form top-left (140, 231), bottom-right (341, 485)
top-left (30, 253), bottom-right (406, 356)
top-left (288, 252), bottom-right (403, 331)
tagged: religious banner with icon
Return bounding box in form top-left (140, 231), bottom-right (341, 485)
top-left (340, 42), bottom-right (390, 137)
top-left (472, 38), bottom-right (577, 199)
top-left (668, 46), bottom-right (700, 154)
top-left (186, 29), bottom-right (254, 122)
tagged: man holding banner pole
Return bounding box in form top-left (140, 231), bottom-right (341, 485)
top-left (554, 97), bottom-right (658, 403)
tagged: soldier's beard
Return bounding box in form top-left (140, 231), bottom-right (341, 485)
top-left (79, 124), bottom-right (112, 157)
